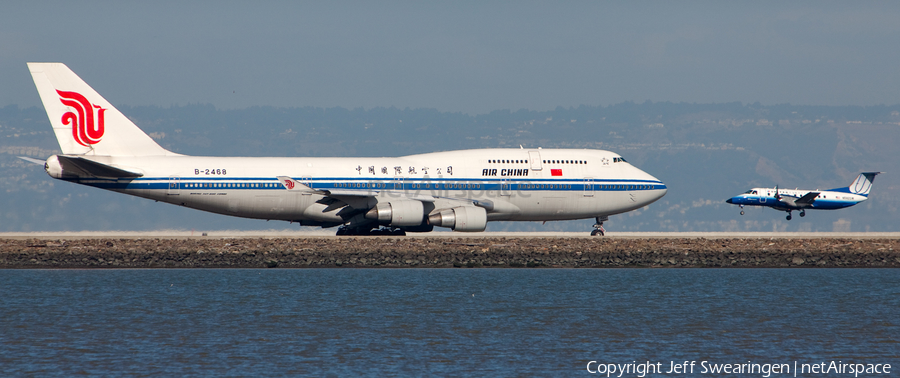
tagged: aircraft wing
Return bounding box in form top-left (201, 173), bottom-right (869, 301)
top-left (276, 176), bottom-right (436, 202)
top-left (796, 192), bottom-right (819, 204)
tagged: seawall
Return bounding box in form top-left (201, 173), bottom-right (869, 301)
top-left (1, 237), bottom-right (898, 268)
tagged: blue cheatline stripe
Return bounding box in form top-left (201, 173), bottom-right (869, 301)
top-left (70, 176), bottom-right (666, 192)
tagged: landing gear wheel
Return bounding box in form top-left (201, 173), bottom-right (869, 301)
top-left (786, 214), bottom-right (792, 221)
top-left (337, 225), bottom-right (392, 236)
top-left (740, 210), bottom-right (744, 215)
top-left (591, 217), bottom-right (606, 236)
top-left (800, 210), bottom-right (806, 217)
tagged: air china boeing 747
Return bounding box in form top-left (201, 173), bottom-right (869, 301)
top-left (22, 63), bottom-right (667, 235)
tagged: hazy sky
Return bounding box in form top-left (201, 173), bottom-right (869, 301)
top-left (2, 1), bottom-right (899, 114)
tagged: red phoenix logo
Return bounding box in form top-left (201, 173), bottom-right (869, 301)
top-left (284, 180), bottom-right (295, 189)
top-left (57, 90), bottom-right (105, 146)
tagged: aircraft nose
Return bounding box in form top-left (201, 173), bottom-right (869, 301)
top-left (726, 198), bottom-right (734, 204)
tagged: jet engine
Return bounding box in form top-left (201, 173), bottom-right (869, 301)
top-left (364, 201), bottom-right (425, 226)
top-left (427, 206), bottom-right (487, 232)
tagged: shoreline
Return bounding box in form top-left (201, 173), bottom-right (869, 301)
top-left (2, 237), bottom-right (897, 268)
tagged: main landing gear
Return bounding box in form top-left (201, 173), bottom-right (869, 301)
top-left (336, 226), bottom-right (406, 236)
top-left (591, 216), bottom-right (607, 236)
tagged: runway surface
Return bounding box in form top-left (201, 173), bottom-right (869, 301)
top-left (1, 230), bottom-right (899, 240)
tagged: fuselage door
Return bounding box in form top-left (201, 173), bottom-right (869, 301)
top-left (394, 177), bottom-right (404, 191)
top-left (528, 151), bottom-right (542, 171)
top-left (500, 179), bottom-right (510, 196)
top-left (167, 176), bottom-right (180, 195)
top-left (583, 177), bottom-right (594, 197)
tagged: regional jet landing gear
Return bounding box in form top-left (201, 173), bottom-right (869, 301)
top-left (786, 210), bottom-right (806, 220)
top-left (739, 204), bottom-right (744, 215)
top-left (591, 216), bottom-right (607, 236)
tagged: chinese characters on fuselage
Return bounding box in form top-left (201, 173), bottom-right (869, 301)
top-left (355, 165), bottom-right (453, 176)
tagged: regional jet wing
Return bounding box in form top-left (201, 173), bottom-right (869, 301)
top-left (795, 192), bottom-right (819, 204)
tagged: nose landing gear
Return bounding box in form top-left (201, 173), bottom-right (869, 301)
top-left (591, 216), bottom-right (607, 236)
top-left (739, 204), bottom-right (744, 216)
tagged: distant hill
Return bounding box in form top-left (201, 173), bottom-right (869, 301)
top-left (1, 102), bottom-right (898, 233)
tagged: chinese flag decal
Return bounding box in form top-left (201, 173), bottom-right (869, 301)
top-left (551, 169), bottom-right (563, 176)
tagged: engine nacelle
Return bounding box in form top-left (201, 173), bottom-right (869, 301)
top-left (364, 201), bottom-right (425, 226)
top-left (44, 155), bottom-right (66, 179)
top-left (427, 206), bottom-right (487, 232)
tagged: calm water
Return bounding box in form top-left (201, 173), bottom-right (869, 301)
top-left (1, 269), bottom-right (898, 376)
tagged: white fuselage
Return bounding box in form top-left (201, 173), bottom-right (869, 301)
top-left (729, 187), bottom-right (866, 211)
top-left (63, 148), bottom-right (667, 228)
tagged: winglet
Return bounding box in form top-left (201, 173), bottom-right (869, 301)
top-left (276, 176), bottom-right (317, 192)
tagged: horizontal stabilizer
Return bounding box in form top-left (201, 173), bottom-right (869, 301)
top-left (796, 192), bottom-right (819, 204)
top-left (17, 156), bottom-right (45, 165)
top-left (56, 156), bottom-right (143, 179)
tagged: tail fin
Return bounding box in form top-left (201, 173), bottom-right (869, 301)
top-left (848, 172), bottom-right (881, 196)
top-left (28, 63), bottom-right (176, 157)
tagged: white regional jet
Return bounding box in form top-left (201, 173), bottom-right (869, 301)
top-left (22, 63), bottom-right (667, 235)
top-left (725, 172), bottom-right (881, 220)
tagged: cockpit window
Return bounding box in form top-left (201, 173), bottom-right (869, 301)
top-left (743, 190), bottom-right (754, 194)
top-left (752, 190), bottom-right (758, 195)
top-left (613, 157), bottom-right (627, 163)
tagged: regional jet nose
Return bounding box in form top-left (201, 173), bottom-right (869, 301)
top-left (726, 198), bottom-right (734, 204)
